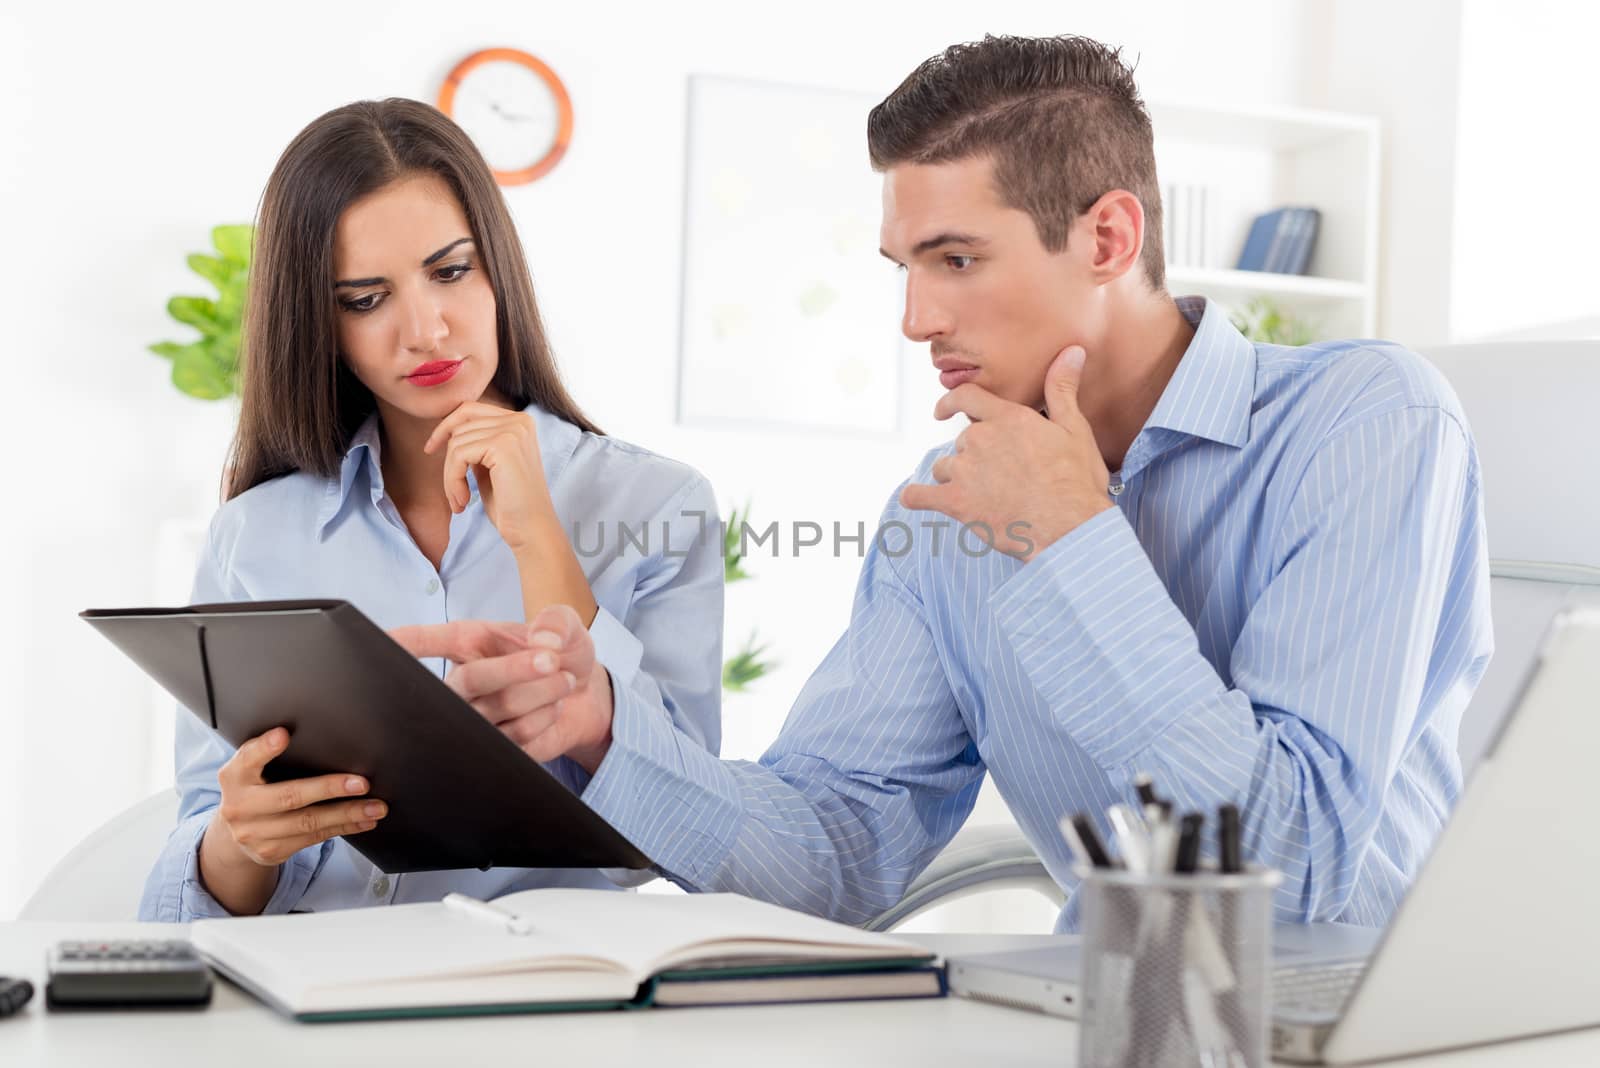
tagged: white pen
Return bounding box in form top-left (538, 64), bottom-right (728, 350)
top-left (1107, 803), bottom-right (1151, 874)
top-left (1148, 819), bottom-right (1179, 874)
top-left (442, 892), bottom-right (534, 935)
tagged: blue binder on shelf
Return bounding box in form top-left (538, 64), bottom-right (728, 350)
top-left (1236, 208), bottom-right (1289, 272)
top-left (1236, 207), bottom-right (1321, 275)
top-left (1283, 207), bottom-right (1321, 274)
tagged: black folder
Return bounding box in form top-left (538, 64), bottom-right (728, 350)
top-left (82, 599), bottom-right (650, 873)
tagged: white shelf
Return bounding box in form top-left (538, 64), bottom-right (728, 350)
top-left (1165, 266), bottom-right (1369, 303)
top-left (1150, 98), bottom-right (1382, 338)
top-left (1149, 101), bottom-right (1379, 153)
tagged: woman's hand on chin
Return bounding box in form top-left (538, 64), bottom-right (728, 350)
top-left (423, 401), bottom-right (555, 551)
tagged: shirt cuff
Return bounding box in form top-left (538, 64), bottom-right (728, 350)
top-left (589, 605), bottom-right (644, 690)
top-left (175, 815), bottom-right (323, 920)
top-left (991, 506), bottom-right (1221, 770)
top-left (543, 756), bottom-right (594, 796)
top-left (579, 672), bottom-right (743, 886)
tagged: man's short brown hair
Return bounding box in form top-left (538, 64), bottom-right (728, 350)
top-left (868, 34), bottom-right (1165, 291)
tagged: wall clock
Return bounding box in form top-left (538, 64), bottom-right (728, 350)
top-left (438, 48), bottom-right (573, 185)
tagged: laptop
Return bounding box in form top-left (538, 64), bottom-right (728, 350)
top-left (947, 923), bottom-right (1379, 1028)
top-left (948, 600), bottom-right (1600, 1063)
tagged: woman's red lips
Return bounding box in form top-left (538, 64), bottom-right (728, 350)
top-left (406, 360), bottom-right (463, 387)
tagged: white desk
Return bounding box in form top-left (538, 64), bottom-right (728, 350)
top-left (2, 924), bottom-right (1598, 1066)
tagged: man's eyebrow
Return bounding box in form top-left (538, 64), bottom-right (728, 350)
top-left (334, 238), bottom-right (475, 288)
top-left (878, 232), bottom-right (990, 264)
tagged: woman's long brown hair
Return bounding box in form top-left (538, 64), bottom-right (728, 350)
top-left (226, 98), bottom-right (599, 499)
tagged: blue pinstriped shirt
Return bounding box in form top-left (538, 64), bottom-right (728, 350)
top-left (581, 297), bottom-right (1492, 930)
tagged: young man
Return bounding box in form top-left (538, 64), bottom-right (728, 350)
top-left (398, 35), bottom-right (1490, 928)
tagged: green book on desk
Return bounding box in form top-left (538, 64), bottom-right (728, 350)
top-left (190, 888), bottom-right (943, 1021)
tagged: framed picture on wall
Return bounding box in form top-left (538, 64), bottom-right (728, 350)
top-left (676, 75), bottom-right (904, 436)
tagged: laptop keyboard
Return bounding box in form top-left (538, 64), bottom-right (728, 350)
top-left (1273, 961), bottom-right (1367, 1016)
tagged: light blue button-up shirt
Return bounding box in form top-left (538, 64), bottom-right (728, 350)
top-left (580, 297), bottom-right (1492, 930)
top-left (139, 404), bottom-right (723, 922)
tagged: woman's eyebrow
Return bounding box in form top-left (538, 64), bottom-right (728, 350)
top-left (335, 238), bottom-right (475, 288)
top-left (421, 237), bottom-right (474, 267)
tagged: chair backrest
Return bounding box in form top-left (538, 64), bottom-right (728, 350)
top-left (18, 789), bottom-right (177, 921)
top-left (1420, 341), bottom-right (1600, 774)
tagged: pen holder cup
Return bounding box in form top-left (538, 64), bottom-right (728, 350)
top-left (1077, 866), bottom-right (1282, 1068)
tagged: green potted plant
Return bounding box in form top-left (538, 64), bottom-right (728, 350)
top-left (721, 501), bottom-right (778, 693)
top-left (149, 224), bottom-right (253, 400)
top-left (1229, 296), bottom-right (1319, 346)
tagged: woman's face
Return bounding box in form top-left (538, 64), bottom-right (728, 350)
top-left (331, 172), bottom-right (501, 423)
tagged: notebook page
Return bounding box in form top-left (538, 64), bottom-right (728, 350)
top-left (192, 899), bottom-right (626, 997)
top-left (491, 889), bottom-right (932, 979)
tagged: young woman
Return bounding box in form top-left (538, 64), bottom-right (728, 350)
top-left (139, 99), bottom-right (723, 921)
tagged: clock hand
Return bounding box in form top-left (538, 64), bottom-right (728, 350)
top-left (489, 100), bottom-right (543, 123)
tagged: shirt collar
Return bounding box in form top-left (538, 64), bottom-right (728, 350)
top-left (316, 402), bottom-right (582, 534)
top-left (1141, 295), bottom-right (1257, 450)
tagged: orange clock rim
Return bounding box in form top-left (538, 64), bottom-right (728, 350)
top-left (438, 47), bottom-right (574, 185)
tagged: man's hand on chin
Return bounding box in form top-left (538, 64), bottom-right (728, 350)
top-left (900, 345), bottom-right (1114, 561)
top-left (389, 605), bottom-right (615, 775)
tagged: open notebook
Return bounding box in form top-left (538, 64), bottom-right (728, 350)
top-left (190, 888), bottom-right (943, 1021)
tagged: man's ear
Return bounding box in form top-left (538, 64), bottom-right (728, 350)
top-left (1083, 189), bottom-right (1144, 283)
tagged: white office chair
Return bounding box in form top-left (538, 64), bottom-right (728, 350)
top-left (19, 789), bottom-right (177, 921)
top-left (1419, 341), bottom-right (1600, 769)
top-left (867, 339), bottom-right (1600, 932)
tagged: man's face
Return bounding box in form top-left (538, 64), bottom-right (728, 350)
top-left (879, 156), bottom-right (1096, 409)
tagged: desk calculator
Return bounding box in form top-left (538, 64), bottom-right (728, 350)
top-left (46, 940), bottom-right (213, 1009)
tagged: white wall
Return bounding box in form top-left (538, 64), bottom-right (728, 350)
top-left (0, 6), bottom-right (26, 920)
top-left (1301, 0), bottom-right (1600, 346)
top-left (1297, 0), bottom-right (1466, 348)
top-left (1450, 0), bottom-right (1600, 341)
top-left (1, 0), bottom-right (1321, 918)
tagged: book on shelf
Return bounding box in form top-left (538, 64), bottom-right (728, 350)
top-left (1162, 180), bottom-right (1210, 268)
top-left (1235, 206), bottom-right (1321, 275)
top-left (190, 887), bottom-right (944, 1022)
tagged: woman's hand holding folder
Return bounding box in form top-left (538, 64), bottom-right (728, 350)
top-left (198, 727), bottom-right (388, 916)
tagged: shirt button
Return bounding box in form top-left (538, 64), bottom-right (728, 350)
top-left (1109, 478), bottom-right (1126, 497)
top-left (425, 578), bottom-right (440, 594)
top-left (372, 876), bottom-right (391, 898)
